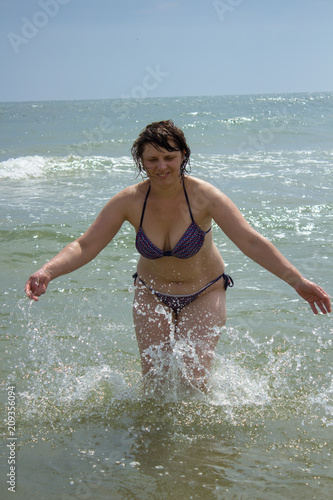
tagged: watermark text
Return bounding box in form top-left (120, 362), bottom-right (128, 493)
top-left (7, 385), bottom-right (17, 493)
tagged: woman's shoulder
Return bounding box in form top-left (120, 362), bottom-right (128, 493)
top-left (105, 181), bottom-right (149, 223)
top-left (183, 176), bottom-right (225, 217)
top-left (113, 180), bottom-right (149, 200)
top-left (184, 175), bottom-right (221, 196)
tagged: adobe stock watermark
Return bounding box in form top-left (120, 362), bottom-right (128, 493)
top-left (237, 107), bottom-right (288, 154)
top-left (213, 0), bottom-right (245, 22)
top-left (6, 385), bottom-right (17, 493)
top-left (121, 64), bottom-right (170, 99)
top-left (7, 0), bottom-right (71, 54)
top-left (72, 64), bottom-right (170, 157)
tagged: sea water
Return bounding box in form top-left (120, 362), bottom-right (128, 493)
top-left (0, 93), bottom-right (332, 499)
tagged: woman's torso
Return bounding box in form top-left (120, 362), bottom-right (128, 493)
top-left (125, 176), bottom-right (225, 294)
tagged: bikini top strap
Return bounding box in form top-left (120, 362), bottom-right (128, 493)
top-left (182, 179), bottom-right (195, 223)
top-left (141, 181), bottom-right (194, 227)
top-left (139, 184), bottom-right (151, 227)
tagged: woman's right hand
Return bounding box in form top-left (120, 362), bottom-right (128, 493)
top-left (25, 269), bottom-right (51, 301)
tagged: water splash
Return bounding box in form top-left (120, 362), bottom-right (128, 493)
top-left (4, 295), bottom-right (332, 448)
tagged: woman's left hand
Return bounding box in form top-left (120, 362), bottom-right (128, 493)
top-left (294, 278), bottom-right (331, 314)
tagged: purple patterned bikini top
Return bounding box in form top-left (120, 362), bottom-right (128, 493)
top-left (135, 181), bottom-right (211, 260)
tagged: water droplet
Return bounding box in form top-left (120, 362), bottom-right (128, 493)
top-left (155, 304), bottom-right (166, 314)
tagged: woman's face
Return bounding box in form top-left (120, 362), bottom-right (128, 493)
top-left (141, 142), bottom-right (184, 184)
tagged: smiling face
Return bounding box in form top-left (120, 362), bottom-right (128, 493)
top-left (131, 120), bottom-right (191, 177)
top-left (141, 142), bottom-right (184, 184)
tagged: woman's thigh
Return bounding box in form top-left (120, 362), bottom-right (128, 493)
top-left (175, 287), bottom-right (226, 389)
top-left (133, 279), bottom-right (227, 390)
top-left (132, 284), bottom-right (176, 376)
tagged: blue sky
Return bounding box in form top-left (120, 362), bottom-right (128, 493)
top-left (1, 0), bottom-right (332, 102)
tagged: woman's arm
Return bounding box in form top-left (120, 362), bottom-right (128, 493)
top-left (25, 189), bottom-right (130, 301)
top-left (208, 186), bottom-right (331, 314)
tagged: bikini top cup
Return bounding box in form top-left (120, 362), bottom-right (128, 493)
top-left (135, 181), bottom-right (212, 260)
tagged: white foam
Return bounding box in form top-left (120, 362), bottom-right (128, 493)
top-left (209, 356), bottom-right (270, 408)
top-left (67, 365), bottom-right (129, 402)
top-left (18, 364), bottom-right (132, 423)
top-left (0, 155), bottom-right (134, 180)
top-left (0, 155), bottom-right (51, 179)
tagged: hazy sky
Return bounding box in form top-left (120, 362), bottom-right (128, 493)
top-left (1, 0), bottom-right (332, 102)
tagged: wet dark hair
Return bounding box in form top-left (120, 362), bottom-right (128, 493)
top-left (131, 120), bottom-right (191, 177)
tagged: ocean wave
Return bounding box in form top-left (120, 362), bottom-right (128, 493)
top-left (219, 116), bottom-right (257, 125)
top-left (181, 111), bottom-right (214, 116)
top-left (0, 155), bottom-right (134, 180)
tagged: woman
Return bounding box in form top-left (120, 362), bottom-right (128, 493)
top-left (25, 120), bottom-right (331, 391)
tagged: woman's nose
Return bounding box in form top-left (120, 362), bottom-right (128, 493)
top-left (156, 159), bottom-right (167, 169)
